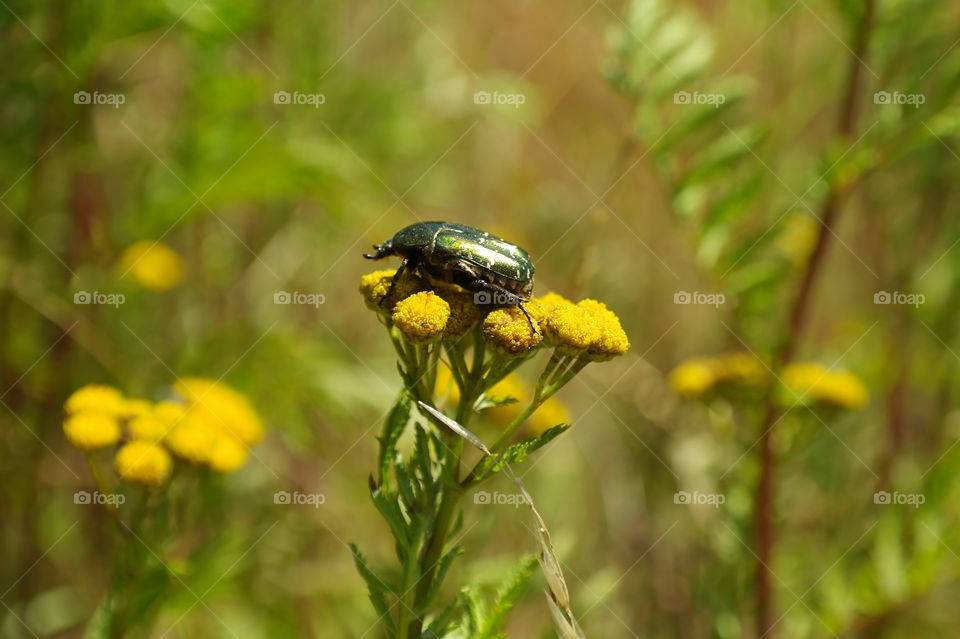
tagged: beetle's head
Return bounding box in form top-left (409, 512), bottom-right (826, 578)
top-left (363, 239), bottom-right (394, 260)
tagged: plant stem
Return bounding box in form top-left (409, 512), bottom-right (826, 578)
top-left (753, 2), bottom-right (875, 636)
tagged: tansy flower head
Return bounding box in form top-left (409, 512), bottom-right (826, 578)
top-left (115, 440), bottom-right (172, 486)
top-left (437, 290), bottom-right (483, 337)
top-left (119, 398), bottom-right (153, 419)
top-left (208, 435), bottom-right (249, 473)
top-left (392, 292), bottom-right (451, 342)
top-left (64, 413), bottom-right (121, 451)
top-left (174, 378), bottom-right (265, 446)
top-left (359, 269), bottom-right (428, 311)
top-left (153, 400), bottom-right (187, 426)
top-left (483, 306), bottom-right (542, 355)
top-left (65, 384), bottom-right (125, 416)
top-left (128, 414), bottom-right (168, 441)
top-left (781, 362), bottom-right (868, 410)
top-left (119, 241), bottom-right (184, 291)
top-left (528, 292), bottom-right (569, 333)
top-left (546, 300), bottom-right (602, 354)
top-left (577, 299), bottom-right (630, 359)
top-left (165, 417), bottom-right (218, 464)
top-left (669, 357), bottom-right (717, 397)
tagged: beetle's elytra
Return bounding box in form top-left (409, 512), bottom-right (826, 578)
top-left (363, 222), bottom-right (536, 332)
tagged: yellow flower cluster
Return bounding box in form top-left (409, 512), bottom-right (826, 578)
top-left (118, 241), bottom-right (184, 291)
top-left (780, 362), bottom-right (868, 410)
top-left (360, 270), bottom-right (630, 359)
top-left (669, 352), bottom-right (766, 397)
top-left (63, 378), bottom-right (265, 486)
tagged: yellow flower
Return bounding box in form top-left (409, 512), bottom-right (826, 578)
top-left (119, 398), bottom-right (153, 419)
top-left (63, 413), bottom-right (121, 451)
top-left (392, 292), bottom-right (451, 342)
top-left (174, 378), bottom-right (265, 446)
top-left (437, 290), bottom-right (483, 337)
top-left (546, 300), bottom-right (601, 353)
top-left (781, 362), bottom-right (869, 410)
top-left (153, 400), bottom-right (187, 426)
top-left (208, 435), bottom-right (249, 473)
top-left (485, 374), bottom-right (529, 423)
top-left (529, 396), bottom-right (573, 435)
top-left (359, 269), bottom-right (428, 311)
top-left (577, 299), bottom-right (630, 359)
top-left (434, 364), bottom-right (462, 403)
top-left (119, 241), bottom-right (184, 291)
top-left (165, 416), bottom-right (218, 463)
top-left (527, 292), bottom-right (568, 333)
top-left (64, 384), bottom-right (125, 416)
top-left (115, 440), bottom-right (172, 486)
top-left (669, 352), bottom-right (766, 398)
top-left (669, 357), bottom-right (717, 397)
top-left (483, 306), bottom-right (542, 354)
top-left (128, 414), bottom-right (168, 441)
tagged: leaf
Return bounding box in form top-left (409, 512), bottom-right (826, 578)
top-left (475, 425), bottom-right (571, 481)
top-left (378, 391), bottom-right (412, 484)
top-left (476, 554), bottom-right (539, 639)
top-left (423, 545), bottom-right (465, 614)
top-left (350, 544), bottom-right (398, 634)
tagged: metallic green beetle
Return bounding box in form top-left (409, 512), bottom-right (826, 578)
top-left (363, 222), bottom-right (536, 330)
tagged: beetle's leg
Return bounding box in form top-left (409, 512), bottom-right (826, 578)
top-left (381, 258), bottom-right (411, 307)
top-left (472, 278), bottom-right (538, 336)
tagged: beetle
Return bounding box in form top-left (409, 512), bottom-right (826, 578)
top-left (363, 221), bottom-right (537, 332)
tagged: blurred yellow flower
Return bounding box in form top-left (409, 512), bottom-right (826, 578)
top-left (119, 398), bottom-right (153, 418)
top-left (669, 352), bottom-right (766, 398)
top-left (115, 440), bottom-right (172, 486)
top-left (119, 241), bottom-right (184, 291)
top-left (775, 213), bottom-right (819, 266)
top-left (63, 413), bottom-right (121, 451)
top-left (392, 291), bottom-right (451, 342)
top-left (165, 417), bottom-right (218, 464)
top-left (65, 384), bottom-right (125, 416)
top-left (153, 400), bottom-right (187, 426)
top-left (174, 378), bottom-right (265, 446)
top-left (529, 396), bottom-right (573, 435)
top-left (128, 414), bottom-right (168, 441)
top-left (781, 362), bottom-right (868, 410)
top-left (483, 306), bottom-right (542, 354)
top-left (434, 364), bottom-right (461, 403)
top-left (485, 375), bottom-right (529, 423)
top-left (208, 435), bottom-right (249, 473)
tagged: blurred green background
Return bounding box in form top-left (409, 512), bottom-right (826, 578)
top-left (3, 0), bottom-right (960, 637)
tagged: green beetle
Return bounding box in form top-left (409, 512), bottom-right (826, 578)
top-left (363, 222), bottom-right (536, 331)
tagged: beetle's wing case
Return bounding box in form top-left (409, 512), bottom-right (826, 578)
top-left (431, 225), bottom-right (535, 285)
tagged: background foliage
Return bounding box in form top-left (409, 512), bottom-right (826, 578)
top-left (2, 0), bottom-right (960, 637)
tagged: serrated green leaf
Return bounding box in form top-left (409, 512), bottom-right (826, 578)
top-left (379, 391), bottom-right (412, 484)
top-left (350, 544), bottom-right (398, 634)
top-left (476, 555), bottom-right (539, 639)
top-left (476, 425), bottom-right (570, 481)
